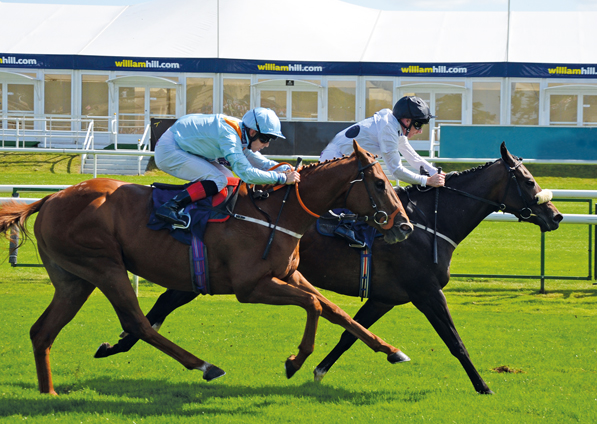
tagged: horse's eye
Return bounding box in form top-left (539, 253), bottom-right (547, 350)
top-left (526, 180), bottom-right (535, 188)
top-left (375, 180), bottom-right (385, 191)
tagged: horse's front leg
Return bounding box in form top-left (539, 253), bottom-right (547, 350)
top-left (235, 274), bottom-right (323, 378)
top-left (95, 289), bottom-right (199, 358)
top-left (287, 272), bottom-right (407, 364)
top-left (410, 289), bottom-right (494, 394)
top-left (314, 299), bottom-right (397, 382)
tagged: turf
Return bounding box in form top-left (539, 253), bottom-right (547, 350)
top-left (0, 152), bottom-right (596, 423)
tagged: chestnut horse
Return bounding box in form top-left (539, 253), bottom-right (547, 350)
top-left (97, 143), bottom-right (562, 394)
top-left (0, 141), bottom-right (414, 395)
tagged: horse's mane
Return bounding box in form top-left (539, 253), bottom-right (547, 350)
top-left (448, 160), bottom-right (498, 178)
top-left (402, 159), bottom-right (498, 194)
top-left (302, 153), bottom-right (359, 175)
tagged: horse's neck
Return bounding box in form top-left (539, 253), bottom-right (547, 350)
top-left (407, 163), bottom-right (504, 245)
top-left (289, 161), bottom-right (355, 231)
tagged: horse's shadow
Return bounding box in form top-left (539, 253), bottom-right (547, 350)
top-left (447, 285), bottom-right (597, 299)
top-left (4, 378), bottom-right (429, 417)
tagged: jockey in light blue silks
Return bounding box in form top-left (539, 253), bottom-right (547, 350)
top-left (154, 107), bottom-right (300, 227)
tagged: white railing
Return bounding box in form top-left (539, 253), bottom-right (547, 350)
top-left (429, 126), bottom-right (440, 158)
top-left (0, 114), bottom-right (117, 149)
top-left (137, 124), bottom-right (152, 175)
top-left (80, 120), bottom-right (97, 176)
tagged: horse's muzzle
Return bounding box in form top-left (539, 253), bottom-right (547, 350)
top-left (384, 221), bottom-right (413, 243)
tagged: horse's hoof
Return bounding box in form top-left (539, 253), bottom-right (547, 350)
top-left (313, 368), bottom-right (326, 383)
top-left (94, 342), bottom-right (111, 358)
top-left (285, 359), bottom-right (299, 379)
top-left (203, 365), bottom-right (226, 382)
top-left (387, 350), bottom-right (411, 364)
top-left (478, 388), bottom-right (494, 395)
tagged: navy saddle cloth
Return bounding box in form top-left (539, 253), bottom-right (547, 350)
top-left (147, 179), bottom-right (240, 245)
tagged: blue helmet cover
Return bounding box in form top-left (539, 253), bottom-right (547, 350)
top-left (242, 107), bottom-right (286, 139)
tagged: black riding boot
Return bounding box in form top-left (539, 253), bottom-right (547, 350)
top-left (156, 190), bottom-right (192, 227)
top-left (334, 225), bottom-right (366, 248)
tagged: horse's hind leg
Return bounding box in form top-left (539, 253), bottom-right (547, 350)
top-left (94, 268), bottom-right (224, 382)
top-left (95, 289), bottom-right (199, 358)
top-left (30, 264), bottom-right (96, 394)
top-left (314, 299), bottom-right (396, 382)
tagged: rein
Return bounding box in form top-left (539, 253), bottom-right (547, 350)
top-left (295, 159), bottom-right (401, 230)
top-left (440, 158), bottom-right (552, 220)
top-left (406, 157), bottom-right (553, 256)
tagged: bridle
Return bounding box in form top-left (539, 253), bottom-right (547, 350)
top-left (440, 158), bottom-right (551, 220)
top-left (295, 158), bottom-right (402, 230)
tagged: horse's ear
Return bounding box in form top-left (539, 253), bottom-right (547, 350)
top-left (352, 139), bottom-right (365, 159)
top-left (500, 141), bottom-right (516, 166)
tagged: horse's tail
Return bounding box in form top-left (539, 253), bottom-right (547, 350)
top-left (0, 197), bottom-right (49, 245)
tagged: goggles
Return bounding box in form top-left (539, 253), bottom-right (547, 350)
top-left (258, 133), bottom-right (277, 144)
top-left (412, 120), bottom-right (428, 131)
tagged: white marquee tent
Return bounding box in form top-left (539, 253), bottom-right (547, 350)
top-left (1, 0), bottom-right (596, 75)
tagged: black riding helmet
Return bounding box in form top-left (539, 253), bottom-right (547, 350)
top-left (392, 96), bottom-right (435, 136)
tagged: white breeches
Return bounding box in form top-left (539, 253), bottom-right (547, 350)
top-left (154, 130), bottom-right (233, 190)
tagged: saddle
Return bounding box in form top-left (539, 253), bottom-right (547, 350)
top-left (317, 208), bottom-right (381, 300)
top-left (316, 208), bottom-right (380, 249)
top-left (148, 178), bottom-right (240, 244)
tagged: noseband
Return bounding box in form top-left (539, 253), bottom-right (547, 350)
top-left (296, 158), bottom-right (400, 230)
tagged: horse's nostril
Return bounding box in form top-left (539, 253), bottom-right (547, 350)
top-left (400, 223), bottom-right (413, 234)
top-left (554, 214), bottom-right (563, 223)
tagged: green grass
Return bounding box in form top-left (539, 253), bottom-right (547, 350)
top-left (0, 153), bottom-right (597, 423)
top-left (0, 279), bottom-right (596, 423)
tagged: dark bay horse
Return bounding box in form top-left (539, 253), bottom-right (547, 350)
top-left (0, 141), bottom-right (414, 395)
top-left (98, 143), bottom-right (562, 394)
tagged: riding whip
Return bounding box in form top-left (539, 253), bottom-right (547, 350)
top-left (262, 157), bottom-right (302, 260)
top-left (433, 167), bottom-right (442, 264)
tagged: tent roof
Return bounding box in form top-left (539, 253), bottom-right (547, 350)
top-left (1, 0), bottom-right (596, 75)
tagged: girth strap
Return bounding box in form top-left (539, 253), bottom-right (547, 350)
top-left (411, 222), bottom-right (458, 249)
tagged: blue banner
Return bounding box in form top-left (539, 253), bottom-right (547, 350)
top-left (508, 62), bottom-right (597, 79)
top-left (1, 53), bottom-right (596, 80)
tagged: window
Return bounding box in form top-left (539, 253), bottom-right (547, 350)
top-left (81, 75), bottom-right (109, 131)
top-left (223, 78), bottom-right (250, 118)
top-left (82, 75), bottom-right (108, 117)
top-left (473, 82), bottom-right (500, 124)
top-left (292, 91), bottom-right (317, 120)
top-left (7, 84), bottom-right (34, 113)
top-left (583, 95), bottom-right (597, 126)
top-left (260, 90), bottom-right (287, 118)
top-left (45, 74), bottom-right (72, 130)
top-left (45, 74), bottom-right (71, 115)
top-left (328, 80), bottom-right (355, 122)
top-left (365, 80), bottom-right (393, 118)
top-left (549, 94), bottom-right (577, 126)
top-left (186, 77), bottom-right (213, 114)
top-left (150, 87), bottom-right (176, 116)
top-left (510, 82), bottom-right (539, 125)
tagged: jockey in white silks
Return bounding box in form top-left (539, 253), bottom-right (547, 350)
top-left (321, 96), bottom-right (445, 188)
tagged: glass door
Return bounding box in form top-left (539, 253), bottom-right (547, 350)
top-left (255, 79), bottom-right (321, 121)
top-left (116, 85), bottom-right (177, 145)
top-left (1, 82), bottom-right (35, 130)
